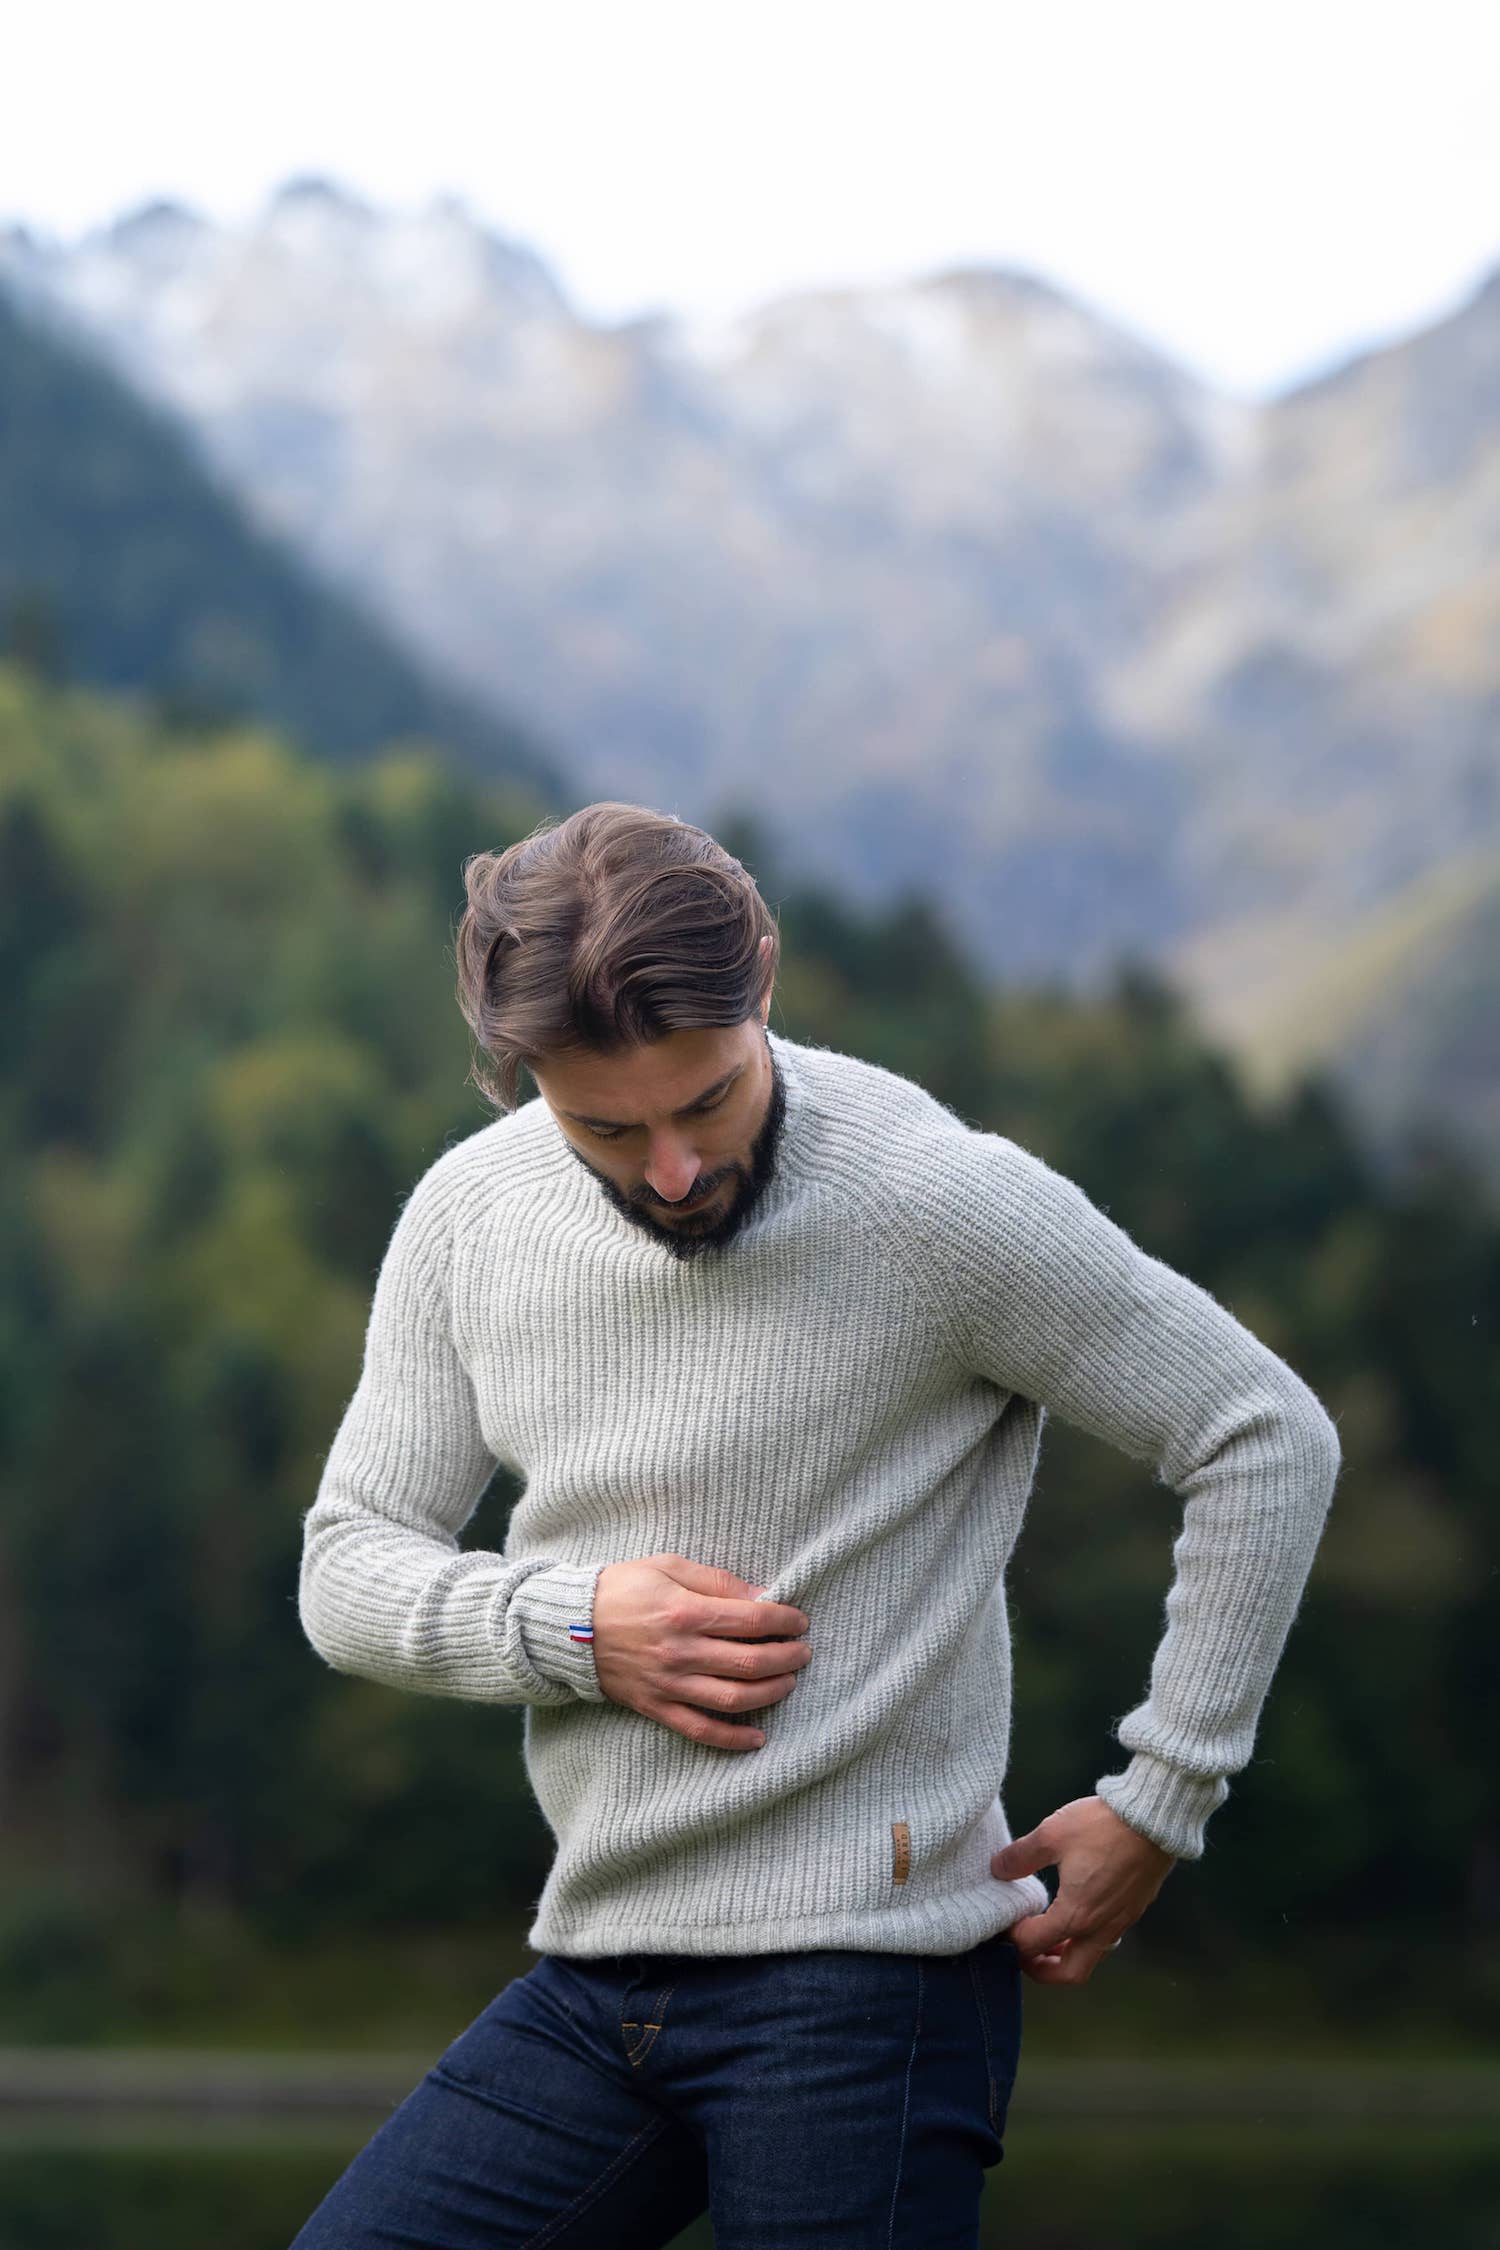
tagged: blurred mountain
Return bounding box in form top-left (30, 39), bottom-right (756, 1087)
top-left (3, 179), bottom-right (1496, 1181)
top-left (1105, 269), bottom-right (1500, 908)
top-left (0, 179), bottom-right (1235, 978)
top-left (0, 265), bottom-right (563, 789)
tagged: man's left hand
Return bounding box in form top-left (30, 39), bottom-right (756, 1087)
top-left (991, 1795), bottom-right (1177, 1986)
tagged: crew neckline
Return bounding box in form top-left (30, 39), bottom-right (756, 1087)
top-left (764, 1026), bottom-right (815, 1175)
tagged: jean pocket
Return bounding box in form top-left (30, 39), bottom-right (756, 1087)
top-left (619, 1978), bottom-right (676, 2069)
top-left (967, 1936), bottom-right (1023, 2139)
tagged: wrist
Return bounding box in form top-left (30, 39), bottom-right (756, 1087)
top-left (508, 1561), bottom-right (610, 1701)
top-left (1093, 1750), bottom-right (1229, 1861)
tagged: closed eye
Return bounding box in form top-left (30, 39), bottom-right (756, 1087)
top-left (588, 1090), bottom-right (730, 1142)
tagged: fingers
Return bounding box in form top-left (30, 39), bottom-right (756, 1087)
top-left (620, 1560), bottom-right (813, 1751)
top-left (653, 1556), bottom-right (763, 1601)
top-left (1008, 1912), bottom-right (1128, 1987)
top-left (654, 1699), bottom-right (769, 1752)
top-left (1015, 1934), bottom-right (1117, 1987)
top-left (1015, 1943), bottom-right (1067, 1983)
top-left (673, 1667), bottom-right (802, 1720)
top-left (680, 1634), bottom-right (812, 1683)
top-left (649, 1557), bottom-right (810, 1642)
top-left (644, 1657), bottom-right (800, 1750)
top-left (1008, 1911), bottom-right (1072, 1964)
top-left (698, 1598), bottom-right (811, 1641)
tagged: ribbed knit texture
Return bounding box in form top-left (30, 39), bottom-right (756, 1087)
top-left (299, 1031), bottom-right (1342, 1957)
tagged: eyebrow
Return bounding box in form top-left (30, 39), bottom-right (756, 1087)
top-left (559, 1063), bottom-right (746, 1132)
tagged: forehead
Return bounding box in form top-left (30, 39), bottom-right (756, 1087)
top-left (536, 1022), bottom-right (752, 1118)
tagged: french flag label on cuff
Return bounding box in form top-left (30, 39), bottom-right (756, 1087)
top-left (567, 1623), bottom-right (595, 1644)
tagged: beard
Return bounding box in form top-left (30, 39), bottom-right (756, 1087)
top-left (563, 1038), bottom-right (789, 1261)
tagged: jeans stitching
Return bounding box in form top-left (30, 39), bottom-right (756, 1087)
top-left (521, 2110), bottom-right (675, 2250)
top-left (967, 1955), bottom-right (1000, 2132)
top-left (885, 1959), bottom-right (924, 2250)
top-left (621, 1981), bottom-right (676, 2068)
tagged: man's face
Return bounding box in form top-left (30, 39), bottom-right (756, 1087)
top-left (531, 1002), bottom-right (786, 1260)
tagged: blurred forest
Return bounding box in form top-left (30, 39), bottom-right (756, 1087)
top-left (1, 655), bottom-right (1495, 2054)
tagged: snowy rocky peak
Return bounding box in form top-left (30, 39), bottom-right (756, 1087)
top-left (249, 175), bottom-right (570, 326)
top-left (0, 177), bottom-right (585, 477)
top-left (0, 177), bottom-right (574, 387)
top-left (102, 196), bottom-right (212, 269)
top-left (670, 264), bottom-right (1256, 522)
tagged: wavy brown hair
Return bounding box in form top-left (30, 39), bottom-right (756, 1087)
top-left (453, 802), bottom-right (780, 1114)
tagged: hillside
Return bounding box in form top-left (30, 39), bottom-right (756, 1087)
top-left (0, 281), bottom-right (563, 790)
top-left (1184, 849), bottom-right (1500, 1184)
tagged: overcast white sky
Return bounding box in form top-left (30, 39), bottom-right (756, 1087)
top-left (4, 0), bottom-right (1497, 400)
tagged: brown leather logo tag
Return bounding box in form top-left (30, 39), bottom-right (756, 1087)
top-left (891, 1821), bottom-right (911, 1885)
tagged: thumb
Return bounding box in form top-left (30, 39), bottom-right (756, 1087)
top-left (990, 1826), bottom-right (1057, 1881)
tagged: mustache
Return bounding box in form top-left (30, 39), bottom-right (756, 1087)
top-left (559, 1039), bottom-right (787, 1259)
top-left (634, 1169), bottom-right (733, 1213)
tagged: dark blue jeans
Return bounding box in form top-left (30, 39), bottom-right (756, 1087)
top-left (290, 1929), bottom-right (1024, 2248)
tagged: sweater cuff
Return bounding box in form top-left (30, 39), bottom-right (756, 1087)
top-left (509, 1562), bottom-right (610, 1702)
top-left (1094, 1750), bottom-right (1231, 1861)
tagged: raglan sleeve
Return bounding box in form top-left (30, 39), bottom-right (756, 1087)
top-left (930, 1125), bottom-right (1343, 1861)
top-left (298, 1163), bottom-right (608, 1705)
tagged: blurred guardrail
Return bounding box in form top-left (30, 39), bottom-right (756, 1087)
top-left (1, 2052), bottom-right (1497, 2124)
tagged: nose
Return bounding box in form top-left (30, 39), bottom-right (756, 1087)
top-left (642, 1133), bottom-right (702, 1205)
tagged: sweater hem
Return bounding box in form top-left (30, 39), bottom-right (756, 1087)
top-left (525, 1872), bottom-right (1053, 1960)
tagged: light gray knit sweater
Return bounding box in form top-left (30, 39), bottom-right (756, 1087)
top-left (299, 1030), bottom-right (1342, 1957)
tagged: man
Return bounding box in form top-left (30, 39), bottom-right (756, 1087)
top-left (292, 801), bottom-right (1342, 2247)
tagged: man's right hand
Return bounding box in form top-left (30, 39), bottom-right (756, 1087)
top-left (592, 1554), bottom-right (811, 1750)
